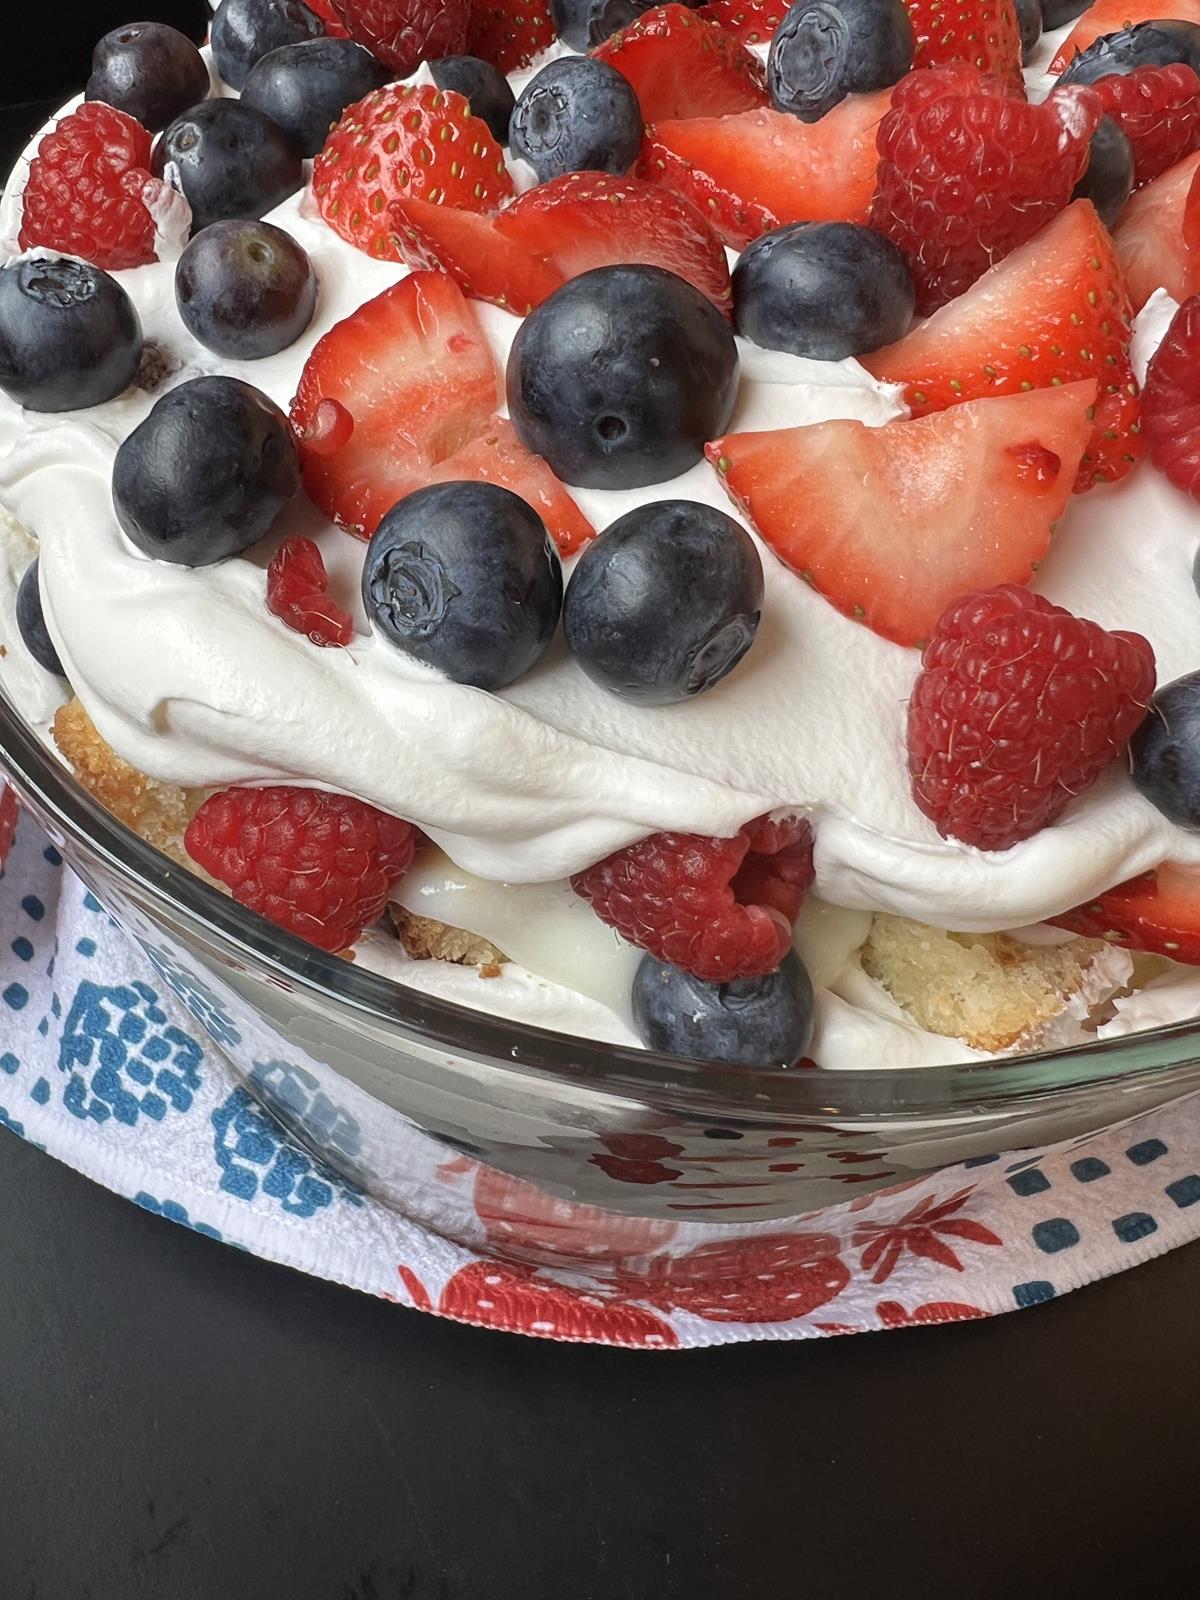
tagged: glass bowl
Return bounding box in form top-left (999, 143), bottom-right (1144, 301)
top-left (5, 683), bottom-right (1200, 1274)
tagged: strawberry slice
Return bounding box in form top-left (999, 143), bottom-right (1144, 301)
top-left (466, 0), bottom-right (556, 72)
top-left (593, 3), bottom-right (768, 120)
top-left (697, 0), bottom-right (788, 43)
top-left (1049, 0), bottom-right (1200, 74)
top-left (706, 381), bottom-right (1097, 647)
top-left (1050, 864), bottom-right (1200, 964)
top-left (388, 197), bottom-right (565, 315)
top-left (289, 271), bottom-right (500, 539)
top-left (638, 90), bottom-right (893, 250)
top-left (905, 0), bottom-right (1023, 83)
top-left (862, 200), bottom-right (1142, 493)
top-left (495, 173), bottom-right (732, 312)
top-left (1114, 150), bottom-right (1200, 311)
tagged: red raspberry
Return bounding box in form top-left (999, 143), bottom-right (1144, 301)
top-left (571, 814), bottom-right (815, 982)
top-left (1080, 62), bottom-right (1200, 188)
top-left (1141, 293), bottom-right (1200, 497)
top-left (332, 0), bottom-right (469, 73)
top-left (266, 537), bottom-right (354, 648)
top-left (869, 65), bottom-right (1099, 315)
top-left (0, 784), bottom-right (18, 873)
top-left (907, 585), bottom-right (1156, 852)
top-left (185, 787), bottom-right (416, 953)
top-left (18, 102), bottom-right (160, 272)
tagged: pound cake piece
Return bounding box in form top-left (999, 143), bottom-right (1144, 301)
top-left (389, 904), bottom-right (506, 969)
top-left (862, 913), bottom-right (1134, 1052)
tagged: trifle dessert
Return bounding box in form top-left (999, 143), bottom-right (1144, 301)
top-left (4, 0), bottom-right (1200, 1075)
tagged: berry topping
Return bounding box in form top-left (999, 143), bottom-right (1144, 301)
top-left (267, 536), bottom-right (355, 647)
top-left (185, 786), bottom-right (416, 953)
top-left (638, 87), bottom-right (893, 249)
top-left (553, 0), bottom-right (664, 48)
top-left (633, 947), bottom-right (815, 1065)
top-left (211, 0), bottom-right (323, 89)
top-left (330, 0), bottom-right (470, 72)
top-left (593, 4), bottom-right (769, 121)
top-left (506, 264), bottom-right (739, 489)
top-left (1052, 8), bottom-right (1200, 79)
top-left (732, 220), bottom-right (914, 361)
top-left (510, 57), bottom-right (643, 184)
top-left (1051, 863), bottom-right (1200, 965)
top-left (863, 200), bottom-right (1143, 492)
top-left (708, 382), bottom-right (1096, 647)
top-left (18, 102), bottom-right (161, 272)
top-left (241, 37), bottom-right (388, 157)
top-left (1129, 670), bottom-right (1200, 827)
top-left (563, 500), bottom-right (763, 704)
top-left (905, 0), bottom-right (1022, 82)
top-left (907, 585), bottom-right (1156, 852)
top-left (1141, 293), bottom-right (1200, 496)
top-left (387, 198), bottom-right (566, 315)
top-left (572, 814), bottom-right (815, 981)
top-left (466, 0), bottom-right (556, 72)
top-left (153, 100), bottom-right (304, 236)
top-left (175, 220), bottom-right (317, 360)
top-left (86, 21), bottom-right (211, 133)
top-left (16, 562), bottom-right (65, 679)
top-left (1066, 61), bottom-right (1200, 187)
top-left (362, 481), bottom-right (563, 690)
top-left (312, 83), bottom-right (514, 261)
top-left (0, 257), bottom-right (142, 413)
top-left (307, 0), bottom-right (352, 33)
top-left (1114, 151), bottom-right (1200, 311)
top-left (113, 376), bottom-right (300, 566)
top-left (869, 65), bottom-right (1099, 315)
top-left (698, 0), bottom-right (788, 42)
top-left (429, 54), bottom-right (516, 145)
top-left (1072, 115), bottom-right (1135, 228)
top-left (768, 0), bottom-right (913, 122)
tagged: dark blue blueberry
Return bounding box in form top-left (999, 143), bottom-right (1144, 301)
top-left (1072, 115), bottom-right (1134, 229)
top-left (0, 257), bottom-right (142, 413)
top-left (153, 99), bottom-right (304, 234)
top-left (430, 54), bottom-right (517, 145)
top-left (551, 0), bottom-right (666, 49)
top-left (507, 265), bottom-right (739, 489)
top-left (211, 0), bottom-right (322, 90)
top-left (510, 57), bottom-right (642, 182)
top-left (85, 21), bottom-right (211, 132)
top-left (767, 0), bottom-right (913, 123)
top-left (564, 500), bottom-right (762, 705)
top-left (633, 949), bottom-right (816, 1067)
top-left (1057, 21), bottom-right (1200, 86)
top-left (1130, 669), bottom-right (1200, 828)
top-left (16, 562), bottom-right (64, 678)
top-left (733, 220), bottom-right (913, 360)
top-left (1039, 0), bottom-right (1090, 29)
top-left (242, 38), bottom-right (389, 158)
top-left (112, 376), bottom-right (299, 566)
top-left (362, 482), bottom-right (563, 690)
top-left (176, 220), bottom-right (317, 358)
top-left (1014, 0), bottom-right (1041, 64)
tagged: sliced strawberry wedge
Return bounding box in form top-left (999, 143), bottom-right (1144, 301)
top-left (1050, 864), bottom-right (1200, 965)
top-left (289, 271), bottom-right (500, 539)
top-left (638, 91), bottom-right (893, 249)
top-left (1049, 0), bottom-right (1200, 73)
top-left (1114, 151), bottom-right (1200, 312)
top-left (496, 174), bottom-right (732, 312)
top-left (707, 382), bottom-right (1096, 647)
top-left (593, 4), bottom-right (768, 120)
top-left (388, 197), bottom-right (565, 315)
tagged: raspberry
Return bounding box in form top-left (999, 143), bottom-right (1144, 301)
top-left (571, 814), bottom-right (815, 981)
top-left (266, 537), bottom-right (354, 647)
top-left (332, 0), bottom-right (469, 73)
top-left (18, 102), bottom-right (160, 272)
top-left (1141, 293), bottom-right (1200, 497)
top-left (907, 585), bottom-right (1156, 852)
top-left (869, 65), bottom-right (1100, 315)
top-left (1081, 62), bottom-right (1200, 187)
top-left (185, 786), bottom-right (416, 953)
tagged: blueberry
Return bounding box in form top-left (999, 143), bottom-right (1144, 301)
top-left (1071, 115), bottom-right (1134, 229)
top-left (211, 0), bottom-right (322, 90)
top-left (175, 220), bottom-right (317, 359)
top-left (85, 22), bottom-right (211, 132)
top-left (16, 562), bottom-right (64, 678)
top-left (1129, 670), bottom-right (1200, 828)
top-left (767, 0), bottom-right (913, 123)
top-left (633, 949), bottom-right (816, 1067)
top-left (0, 258), bottom-right (142, 413)
top-left (1014, 0), bottom-right (1041, 64)
top-left (564, 501), bottom-right (762, 705)
top-left (1057, 21), bottom-right (1200, 86)
top-left (1039, 0), bottom-right (1090, 28)
top-left (733, 221), bottom-right (914, 361)
top-left (362, 482), bottom-right (563, 691)
top-left (430, 54), bottom-right (517, 146)
top-left (242, 38), bottom-right (389, 158)
top-left (153, 100), bottom-right (303, 234)
top-left (510, 57), bottom-right (642, 183)
top-left (507, 265), bottom-right (739, 489)
top-left (551, 0), bottom-right (665, 49)
top-left (112, 376), bottom-right (299, 566)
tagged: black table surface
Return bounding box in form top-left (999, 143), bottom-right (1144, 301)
top-left (2, 12), bottom-right (1197, 1596)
